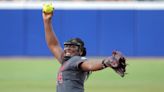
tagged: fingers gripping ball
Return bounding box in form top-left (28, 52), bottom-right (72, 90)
top-left (43, 3), bottom-right (54, 13)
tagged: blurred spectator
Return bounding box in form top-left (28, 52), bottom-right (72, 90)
top-left (56, 0), bottom-right (164, 1)
top-left (0, 0), bottom-right (14, 1)
top-left (95, 0), bottom-right (132, 1)
top-left (0, 0), bottom-right (164, 1)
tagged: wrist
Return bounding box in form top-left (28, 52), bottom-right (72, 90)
top-left (102, 59), bottom-right (108, 69)
top-left (43, 18), bottom-right (52, 23)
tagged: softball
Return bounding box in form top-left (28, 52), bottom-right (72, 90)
top-left (43, 3), bottom-right (54, 13)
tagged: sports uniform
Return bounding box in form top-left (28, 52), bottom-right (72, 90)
top-left (56, 56), bottom-right (88, 92)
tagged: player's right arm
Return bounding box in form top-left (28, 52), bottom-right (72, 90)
top-left (42, 12), bottom-right (63, 63)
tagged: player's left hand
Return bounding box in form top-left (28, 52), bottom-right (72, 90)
top-left (103, 51), bottom-right (127, 77)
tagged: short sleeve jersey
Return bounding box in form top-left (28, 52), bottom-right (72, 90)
top-left (56, 56), bottom-right (87, 92)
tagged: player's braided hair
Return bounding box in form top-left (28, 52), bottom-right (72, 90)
top-left (64, 38), bottom-right (86, 56)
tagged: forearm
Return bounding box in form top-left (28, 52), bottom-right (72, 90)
top-left (88, 61), bottom-right (105, 71)
top-left (43, 20), bottom-right (60, 48)
top-left (81, 60), bottom-right (107, 72)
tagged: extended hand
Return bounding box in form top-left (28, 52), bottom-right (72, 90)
top-left (103, 51), bottom-right (127, 77)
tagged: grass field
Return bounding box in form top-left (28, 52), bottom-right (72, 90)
top-left (0, 58), bottom-right (164, 92)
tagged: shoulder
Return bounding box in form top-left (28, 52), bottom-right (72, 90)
top-left (81, 57), bottom-right (87, 61)
top-left (69, 56), bottom-right (87, 70)
top-left (69, 56), bottom-right (87, 62)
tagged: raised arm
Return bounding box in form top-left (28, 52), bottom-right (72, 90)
top-left (42, 12), bottom-right (63, 63)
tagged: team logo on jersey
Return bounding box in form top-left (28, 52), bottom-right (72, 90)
top-left (57, 72), bottom-right (63, 84)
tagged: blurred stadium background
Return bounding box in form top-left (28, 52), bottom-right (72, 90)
top-left (0, 0), bottom-right (164, 92)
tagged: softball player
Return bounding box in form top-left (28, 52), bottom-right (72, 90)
top-left (42, 9), bottom-right (126, 92)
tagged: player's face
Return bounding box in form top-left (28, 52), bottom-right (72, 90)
top-left (64, 44), bottom-right (80, 57)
